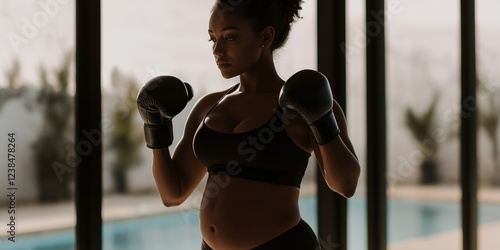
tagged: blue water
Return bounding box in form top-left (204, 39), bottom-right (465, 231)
top-left (1, 197), bottom-right (500, 250)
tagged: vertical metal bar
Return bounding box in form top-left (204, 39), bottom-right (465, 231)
top-left (366, 0), bottom-right (387, 249)
top-left (75, 1), bottom-right (102, 249)
top-left (460, 1), bottom-right (478, 250)
top-left (317, 1), bottom-right (347, 249)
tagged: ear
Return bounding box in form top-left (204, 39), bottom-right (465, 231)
top-left (260, 26), bottom-right (275, 48)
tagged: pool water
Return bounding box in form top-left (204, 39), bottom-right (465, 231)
top-left (1, 197), bottom-right (499, 250)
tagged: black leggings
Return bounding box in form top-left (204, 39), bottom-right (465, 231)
top-left (201, 219), bottom-right (320, 250)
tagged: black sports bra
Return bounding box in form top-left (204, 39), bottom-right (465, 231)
top-left (193, 84), bottom-right (311, 188)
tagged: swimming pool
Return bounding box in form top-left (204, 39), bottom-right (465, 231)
top-left (1, 197), bottom-right (499, 250)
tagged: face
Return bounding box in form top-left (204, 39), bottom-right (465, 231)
top-left (208, 7), bottom-right (263, 79)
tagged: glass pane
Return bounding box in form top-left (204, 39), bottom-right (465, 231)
top-left (477, 0), bottom-right (500, 249)
top-left (0, 0), bottom-right (76, 249)
top-left (386, 0), bottom-right (461, 249)
top-left (346, 0), bottom-right (368, 249)
top-left (101, 0), bottom-right (318, 249)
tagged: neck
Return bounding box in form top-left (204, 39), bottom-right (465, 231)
top-left (238, 51), bottom-right (284, 93)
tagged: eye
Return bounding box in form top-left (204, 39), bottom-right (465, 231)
top-left (208, 37), bottom-right (216, 43)
top-left (225, 36), bottom-right (236, 41)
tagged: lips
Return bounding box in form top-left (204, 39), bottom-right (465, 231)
top-left (217, 61), bottom-right (232, 69)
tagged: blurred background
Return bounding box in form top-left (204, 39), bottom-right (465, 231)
top-left (0, 0), bottom-right (499, 249)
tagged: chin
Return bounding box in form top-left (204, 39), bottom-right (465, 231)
top-left (220, 71), bottom-right (239, 79)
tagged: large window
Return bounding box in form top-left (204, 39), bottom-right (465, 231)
top-left (345, 0), bottom-right (500, 249)
top-left (385, 0), bottom-right (462, 248)
top-left (0, 0), bottom-right (76, 249)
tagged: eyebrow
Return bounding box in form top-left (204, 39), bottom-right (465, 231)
top-left (208, 26), bottom-right (240, 33)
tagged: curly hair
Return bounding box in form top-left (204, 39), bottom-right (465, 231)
top-left (214, 0), bottom-right (304, 51)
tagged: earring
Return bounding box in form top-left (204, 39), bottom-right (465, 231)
top-left (261, 45), bottom-right (265, 48)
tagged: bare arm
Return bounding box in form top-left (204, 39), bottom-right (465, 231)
top-left (311, 100), bottom-right (360, 198)
top-left (151, 92), bottom-right (224, 206)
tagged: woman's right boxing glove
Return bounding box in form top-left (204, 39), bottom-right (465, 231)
top-left (136, 75), bottom-right (193, 149)
top-left (279, 69), bottom-right (340, 145)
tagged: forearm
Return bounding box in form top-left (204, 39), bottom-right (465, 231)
top-left (279, 70), bottom-right (360, 197)
top-left (152, 148), bottom-right (184, 206)
top-left (318, 135), bottom-right (360, 198)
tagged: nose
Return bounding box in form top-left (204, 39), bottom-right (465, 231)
top-left (212, 41), bottom-right (224, 57)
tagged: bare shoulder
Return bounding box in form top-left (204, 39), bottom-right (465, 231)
top-left (184, 85), bottom-right (235, 131)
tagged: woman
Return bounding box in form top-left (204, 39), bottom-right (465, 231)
top-left (138, 0), bottom-right (360, 249)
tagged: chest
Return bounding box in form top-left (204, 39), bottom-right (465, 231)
top-left (204, 93), bottom-right (280, 134)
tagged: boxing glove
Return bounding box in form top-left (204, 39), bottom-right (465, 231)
top-left (279, 69), bottom-right (340, 145)
top-left (137, 75), bottom-right (193, 149)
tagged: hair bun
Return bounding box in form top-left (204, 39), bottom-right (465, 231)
top-left (280, 0), bottom-right (303, 23)
top-left (213, 0), bottom-right (304, 51)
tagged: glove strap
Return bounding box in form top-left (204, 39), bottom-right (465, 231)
top-left (143, 119), bottom-right (173, 149)
top-left (310, 110), bottom-right (340, 145)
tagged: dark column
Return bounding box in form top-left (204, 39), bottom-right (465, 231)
top-left (366, 0), bottom-right (387, 249)
top-left (460, 1), bottom-right (478, 250)
top-left (317, 1), bottom-right (347, 250)
top-left (75, 1), bottom-right (102, 249)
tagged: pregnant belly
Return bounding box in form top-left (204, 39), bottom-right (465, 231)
top-left (200, 176), bottom-right (301, 250)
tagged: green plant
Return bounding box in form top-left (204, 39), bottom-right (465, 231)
top-left (477, 77), bottom-right (500, 185)
top-left (404, 91), bottom-right (441, 184)
top-left (31, 51), bottom-right (74, 202)
top-left (107, 68), bottom-right (143, 193)
top-left (0, 58), bottom-right (29, 111)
